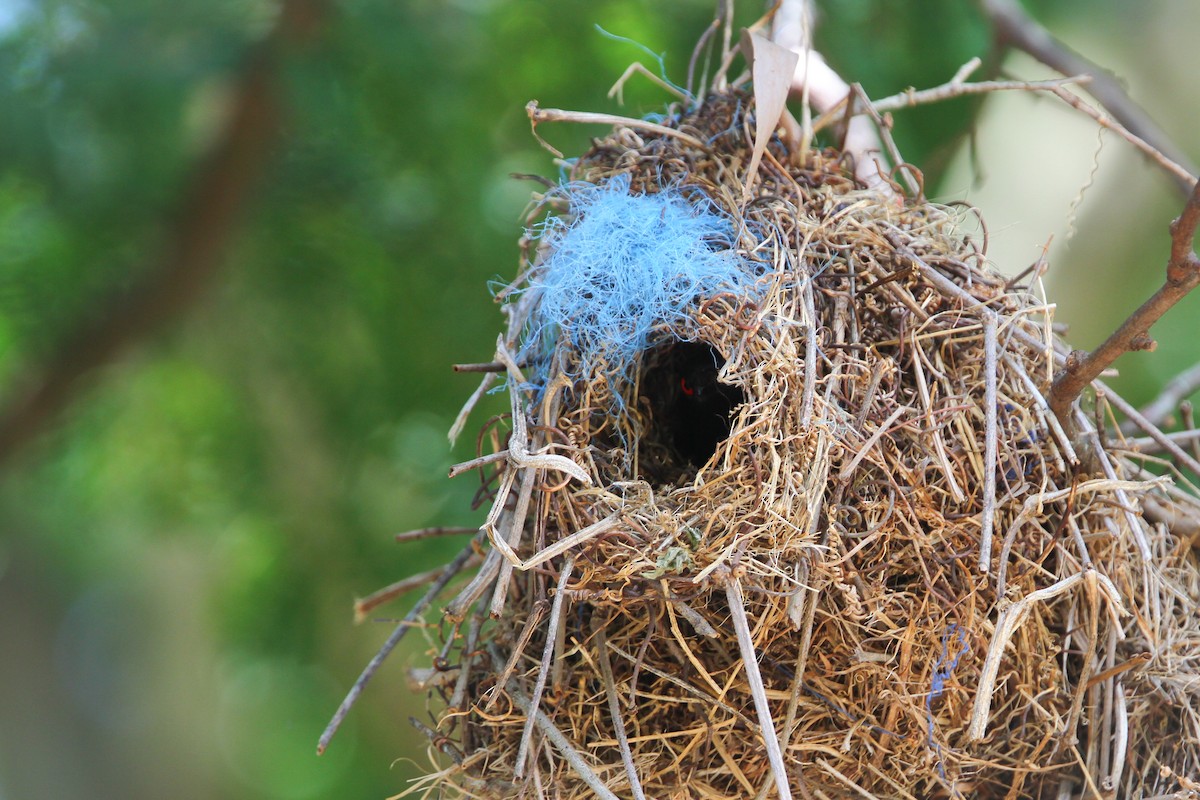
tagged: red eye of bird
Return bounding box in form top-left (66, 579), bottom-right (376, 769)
top-left (680, 377), bottom-right (695, 397)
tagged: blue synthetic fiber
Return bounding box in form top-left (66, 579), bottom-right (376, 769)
top-left (926, 625), bottom-right (970, 779)
top-left (520, 175), bottom-right (757, 392)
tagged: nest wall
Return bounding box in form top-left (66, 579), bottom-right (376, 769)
top-left (405, 91), bottom-right (1200, 800)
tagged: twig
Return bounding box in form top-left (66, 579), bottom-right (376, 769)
top-left (724, 574), bottom-right (793, 800)
top-left (1133, 359), bottom-right (1200, 430)
top-left (448, 450), bottom-right (508, 478)
top-left (484, 598), bottom-right (548, 713)
top-left (1048, 180), bottom-right (1200, 425)
top-left (506, 675), bottom-right (621, 800)
top-left (837, 405), bottom-right (907, 483)
top-left (354, 555), bottom-right (481, 623)
top-left (594, 616), bottom-right (648, 800)
top-left (515, 556), bottom-right (575, 778)
top-left (1046, 85), bottom-right (1196, 193)
top-left (448, 604), bottom-right (486, 713)
top-left (448, 372), bottom-right (496, 446)
top-left (489, 466), bottom-right (537, 615)
top-left (393, 526), bottom-right (477, 544)
top-left (1124, 428), bottom-right (1200, 454)
top-left (1094, 379), bottom-right (1200, 478)
top-left (526, 101), bottom-right (708, 157)
top-left (869, 73), bottom-right (1089, 114)
top-left (979, 315), bottom-right (1000, 573)
top-left (444, 547), bottom-right (502, 622)
top-left (0, 0), bottom-right (327, 469)
top-left (318, 536), bottom-right (479, 755)
top-left (453, 361), bottom-right (508, 373)
top-left (980, 0), bottom-right (1198, 195)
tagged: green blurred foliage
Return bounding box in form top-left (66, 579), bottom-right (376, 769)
top-left (0, 1), bottom-right (1194, 799)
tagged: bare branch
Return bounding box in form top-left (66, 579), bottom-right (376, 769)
top-left (1048, 181), bottom-right (1200, 425)
top-left (980, 0), bottom-right (1197, 195)
top-left (1046, 85), bottom-right (1196, 192)
top-left (869, 72), bottom-right (1089, 114)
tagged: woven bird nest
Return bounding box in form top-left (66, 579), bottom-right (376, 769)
top-left (396, 87), bottom-right (1200, 800)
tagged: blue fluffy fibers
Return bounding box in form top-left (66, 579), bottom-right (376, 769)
top-left (524, 175), bottom-right (756, 387)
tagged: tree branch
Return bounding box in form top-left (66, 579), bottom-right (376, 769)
top-left (0, 0), bottom-right (328, 469)
top-left (980, 0), bottom-right (1197, 197)
top-left (1048, 180), bottom-right (1200, 424)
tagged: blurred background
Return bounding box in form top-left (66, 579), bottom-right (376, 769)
top-left (0, 1), bottom-right (1196, 798)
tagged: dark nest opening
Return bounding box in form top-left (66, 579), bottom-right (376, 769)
top-left (636, 341), bottom-right (745, 485)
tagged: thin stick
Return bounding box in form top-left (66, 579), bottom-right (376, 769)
top-left (1076, 410), bottom-right (1152, 561)
top-left (979, 316), bottom-right (1000, 573)
top-left (1133, 359), bottom-right (1200, 430)
top-left (453, 361), bottom-right (507, 373)
top-left (354, 555), bottom-right (481, 623)
top-left (868, 75), bottom-right (1088, 116)
top-left (448, 372), bottom-right (496, 446)
top-left (1110, 682), bottom-right (1129, 793)
top-left (489, 465), bottom-right (538, 616)
top-left (837, 405), bottom-right (907, 482)
top-left (448, 450), bottom-right (508, 478)
top-left (515, 556), bottom-right (575, 778)
top-left (686, 17), bottom-right (719, 100)
top-left (526, 101), bottom-right (708, 157)
top-left (484, 599), bottom-right (547, 713)
top-left (1047, 85), bottom-right (1196, 194)
top-left (801, 272), bottom-right (818, 427)
top-left (507, 679), bottom-right (621, 800)
top-left (445, 547), bottom-right (502, 622)
top-left (448, 603), bottom-right (486, 714)
top-left (725, 575), bottom-right (793, 800)
top-left (393, 526), bottom-right (477, 544)
top-left (1095, 379), bottom-right (1200, 478)
top-left (1125, 428), bottom-right (1200, 453)
top-left (594, 618), bottom-right (648, 800)
top-left (318, 538), bottom-right (479, 755)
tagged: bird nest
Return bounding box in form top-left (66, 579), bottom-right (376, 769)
top-left (400, 89), bottom-right (1200, 799)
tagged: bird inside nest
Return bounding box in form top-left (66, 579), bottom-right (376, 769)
top-left (636, 341), bottom-right (744, 482)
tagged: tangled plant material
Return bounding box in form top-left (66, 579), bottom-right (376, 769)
top-left (399, 88), bottom-right (1200, 800)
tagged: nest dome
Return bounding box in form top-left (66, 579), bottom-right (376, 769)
top-left (401, 90), bottom-right (1200, 800)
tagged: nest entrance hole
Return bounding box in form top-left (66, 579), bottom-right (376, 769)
top-left (636, 341), bottom-right (744, 484)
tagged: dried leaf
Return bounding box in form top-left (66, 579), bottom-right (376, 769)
top-left (738, 29), bottom-right (798, 201)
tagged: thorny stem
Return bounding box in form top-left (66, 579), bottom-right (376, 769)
top-left (1048, 181), bottom-right (1200, 426)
